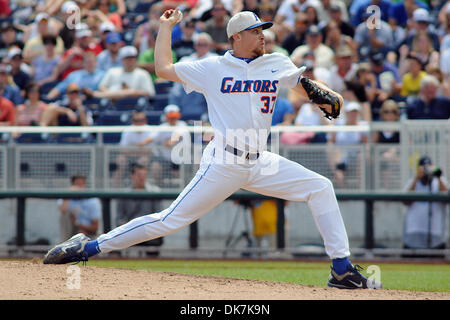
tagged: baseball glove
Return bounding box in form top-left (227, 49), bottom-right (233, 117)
top-left (300, 77), bottom-right (342, 120)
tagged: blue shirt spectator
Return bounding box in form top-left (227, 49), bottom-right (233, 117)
top-left (351, 0), bottom-right (392, 27)
top-left (407, 75), bottom-right (450, 120)
top-left (0, 64), bottom-right (24, 105)
top-left (96, 32), bottom-right (122, 72)
top-left (47, 52), bottom-right (104, 100)
top-left (272, 98), bottom-right (295, 126)
top-left (388, 0), bottom-right (428, 27)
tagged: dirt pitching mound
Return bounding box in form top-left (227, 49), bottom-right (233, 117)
top-left (1, 260), bottom-right (449, 300)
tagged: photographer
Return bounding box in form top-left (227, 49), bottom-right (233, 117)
top-left (403, 156), bottom-right (448, 250)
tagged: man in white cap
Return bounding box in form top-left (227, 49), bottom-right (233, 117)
top-left (400, 8), bottom-right (440, 51)
top-left (44, 9), bottom-right (381, 290)
top-left (88, 45), bottom-right (155, 100)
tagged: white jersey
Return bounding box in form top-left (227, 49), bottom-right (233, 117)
top-left (174, 51), bottom-right (301, 153)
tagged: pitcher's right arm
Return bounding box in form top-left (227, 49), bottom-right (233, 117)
top-left (154, 8), bottom-right (183, 83)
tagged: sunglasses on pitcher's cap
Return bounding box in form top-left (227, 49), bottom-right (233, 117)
top-left (226, 11), bottom-right (273, 38)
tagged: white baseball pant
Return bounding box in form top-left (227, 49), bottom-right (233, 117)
top-left (97, 140), bottom-right (350, 259)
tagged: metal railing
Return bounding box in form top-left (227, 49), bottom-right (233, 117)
top-left (0, 120), bottom-right (448, 192)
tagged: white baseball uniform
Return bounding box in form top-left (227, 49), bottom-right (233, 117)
top-left (96, 51), bottom-right (350, 259)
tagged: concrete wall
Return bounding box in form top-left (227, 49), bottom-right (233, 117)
top-left (0, 198), bottom-right (407, 249)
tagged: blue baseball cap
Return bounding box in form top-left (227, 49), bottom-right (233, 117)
top-left (106, 32), bottom-right (121, 44)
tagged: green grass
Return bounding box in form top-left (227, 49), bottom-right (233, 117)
top-left (87, 259), bottom-right (450, 292)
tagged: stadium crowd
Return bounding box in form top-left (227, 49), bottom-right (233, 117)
top-left (0, 0), bottom-right (449, 143)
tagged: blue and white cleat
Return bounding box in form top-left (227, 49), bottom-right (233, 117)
top-left (43, 233), bottom-right (90, 264)
top-left (327, 265), bottom-right (383, 289)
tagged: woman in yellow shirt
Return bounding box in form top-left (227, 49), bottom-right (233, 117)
top-left (400, 54), bottom-right (427, 97)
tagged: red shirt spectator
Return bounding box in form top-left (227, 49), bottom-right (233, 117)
top-left (59, 26), bottom-right (103, 80)
top-left (0, 0), bottom-right (11, 18)
top-left (0, 96), bottom-right (15, 125)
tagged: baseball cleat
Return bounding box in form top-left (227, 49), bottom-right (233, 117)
top-left (43, 233), bottom-right (90, 264)
top-left (327, 264), bottom-right (382, 289)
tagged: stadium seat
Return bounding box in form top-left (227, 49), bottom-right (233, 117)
top-left (145, 110), bottom-right (163, 125)
top-left (112, 97), bottom-right (149, 111)
top-left (53, 133), bottom-right (95, 144)
top-left (96, 111), bottom-right (131, 144)
top-left (14, 133), bottom-right (49, 144)
top-left (154, 82), bottom-right (174, 95)
top-left (40, 81), bottom-right (59, 95)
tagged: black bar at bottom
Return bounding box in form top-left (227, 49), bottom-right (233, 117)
top-left (189, 221), bottom-right (198, 249)
top-left (17, 197), bottom-right (26, 246)
top-left (365, 200), bottom-right (375, 249)
top-left (101, 198), bottom-right (111, 233)
top-left (276, 199), bottom-right (285, 249)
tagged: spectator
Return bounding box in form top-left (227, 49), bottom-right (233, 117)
top-left (407, 75), bottom-right (450, 119)
top-left (57, 0), bottom-right (81, 50)
top-left (0, 21), bottom-right (24, 62)
top-left (327, 101), bottom-right (368, 188)
top-left (151, 105), bottom-right (190, 179)
top-left (351, 0), bottom-right (391, 27)
top-left (48, 83), bottom-right (94, 126)
top-left (58, 174), bottom-right (101, 241)
top-left (96, 32), bottom-right (123, 72)
top-left (97, 21), bottom-right (116, 51)
top-left (0, 63), bottom-right (24, 105)
top-left (426, 65), bottom-right (450, 98)
top-left (88, 0), bottom-right (126, 32)
top-left (354, 12), bottom-right (394, 59)
top-left (47, 52), bottom-right (105, 101)
top-left (272, 97), bottom-right (295, 126)
top-left (281, 12), bottom-right (308, 55)
top-left (373, 99), bottom-right (401, 189)
top-left (304, 4), bottom-right (320, 26)
top-left (115, 163), bottom-right (163, 255)
top-left (114, 110), bottom-right (162, 188)
top-left (403, 156), bottom-right (448, 249)
top-left (89, 46), bottom-right (155, 101)
top-left (172, 17), bottom-right (198, 60)
top-left (290, 25), bottom-right (334, 69)
top-left (399, 8), bottom-right (440, 52)
top-left (133, 2), bottom-right (164, 53)
top-left (263, 30), bottom-right (289, 56)
top-left (22, 12), bottom-right (65, 64)
top-left (321, 0), bottom-right (350, 23)
top-left (368, 52), bottom-right (401, 96)
top-left (202, 1), bottom-right (231, 55)
top-left (168, 33), bottom-right (215, 121)
top-left (437, 2), bottom-right (450, 39)
top-left (324, 20), bottom-right (357, 57)
top-left (275, 0), bottom-right (325, 39)
top-left (300, 53), bottom-right (331, 84)
top-left (327, 3), bottom-right (354, 37)
top-left (327, 45), bottom-right (359, 94)
top-left (138, 30), bottom-right (177, 84)
top-left (388, 0), bottom-right (428, 28)
top-left (373, 99), bottom-right (401, 144)
top-left (0, 95), bottom-right (15, 126)
top-left (55, 23), bottom-right (102, 80)
top-left (398, 32), bottom-right (440, 76)
top-left (30, 35), bottom-right (61, 86)
top-left (398, 53), bottom-right (428, 97)
top-left (6, 47), bottom-right (31, 93)
top-left (14, 82), bottom-right (53, 127)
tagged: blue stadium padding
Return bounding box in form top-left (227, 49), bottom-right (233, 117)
top-left (111, 97), bottom-right (149, 111)
top-left (14, 133), bottom-right (49, 144)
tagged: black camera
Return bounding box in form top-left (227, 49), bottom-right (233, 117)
top-left (424, 165), bottom-right (442, 179)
